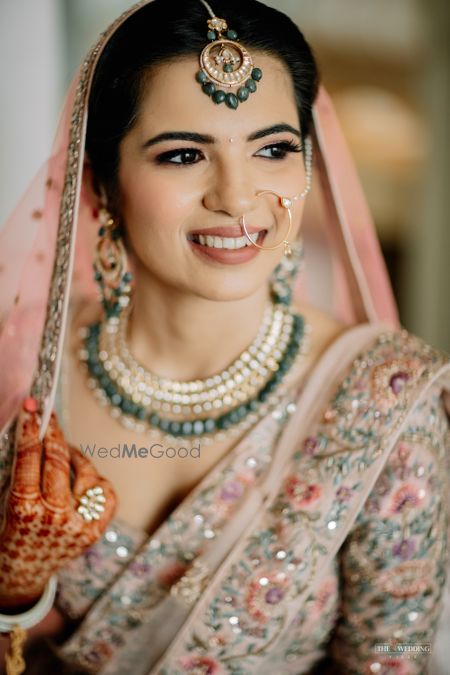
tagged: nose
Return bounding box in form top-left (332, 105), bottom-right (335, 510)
top-left (202, 158), bottom-right (256, 218)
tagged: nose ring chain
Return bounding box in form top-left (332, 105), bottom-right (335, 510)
top-left (240, 136), bottom-right (313, 256)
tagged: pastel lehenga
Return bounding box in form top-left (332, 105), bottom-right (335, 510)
top-left (0, 2), bottom-right (449, 674)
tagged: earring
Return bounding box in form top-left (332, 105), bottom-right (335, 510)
top-left (93, 207), bottom-right (133, 322)
top-left (240, 137), bottom-right (313, 257)
top-left (269, 237), bottom-right (304, 306)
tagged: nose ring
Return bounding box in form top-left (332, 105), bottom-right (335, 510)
top-left (240, 137), bottom-right (313, 256)
top-left (240, 190), bottom-right (293, 256)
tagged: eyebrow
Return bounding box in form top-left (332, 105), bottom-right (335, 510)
top-left (142, 123), bottom-right (301, 149)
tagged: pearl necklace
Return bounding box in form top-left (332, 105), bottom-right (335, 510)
top-left (98, 301), bottom-right (296, 415)
top-left (79, 300), bottom-right (310, 444)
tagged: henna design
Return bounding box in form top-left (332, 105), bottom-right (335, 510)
top-left (0, 399), bottom-right (117, 609)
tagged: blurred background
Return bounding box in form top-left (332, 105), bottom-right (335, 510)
top-left (0, 0), bottom-right (449, 352)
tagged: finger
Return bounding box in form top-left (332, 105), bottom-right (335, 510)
top-left (11, 398), bottom-right (42, 498)
top-left (41, 411), bottom-right (71, 510)
top-left (69, 445), bottom-right (100, 499)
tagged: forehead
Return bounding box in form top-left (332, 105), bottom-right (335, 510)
top-left (135, 53), bottom-right (299, 137)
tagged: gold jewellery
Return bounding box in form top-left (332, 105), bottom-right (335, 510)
top-left (240, 137), bottom-right (313, 256)
top-left (79, 297), bottom-right (310, 444)
top-left (93, 207), bottom-right (133, 321)
top-left (196, 0), bottom-right (263, 109)
top-left (99, 301), bottom-right (293, 414)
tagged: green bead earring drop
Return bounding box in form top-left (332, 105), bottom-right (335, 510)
top-left (93, 207), bottom-right (133, 321)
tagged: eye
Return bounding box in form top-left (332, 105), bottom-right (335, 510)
top-left (256, 140), bottom-right (302, 160)
top-left (155, 148), bottom-right (204, 165)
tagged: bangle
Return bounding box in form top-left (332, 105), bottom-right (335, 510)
top-left (0, 576), bottom-right (57, 633)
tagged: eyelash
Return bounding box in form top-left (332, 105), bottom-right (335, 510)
top-left (154, 139), bottom-right (303, 166)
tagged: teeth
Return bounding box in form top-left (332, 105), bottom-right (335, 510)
top-left (193, 232), bottom-right (261, 249)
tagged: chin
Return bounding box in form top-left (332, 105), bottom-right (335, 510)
top-left (203, 286), bottom-right (268, 305)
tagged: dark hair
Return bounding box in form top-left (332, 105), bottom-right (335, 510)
top-left (86, 0), bottom-right (319, 199)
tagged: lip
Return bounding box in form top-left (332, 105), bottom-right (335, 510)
top-left (187, 225), bottom-right (265, 237)
top-left (188, 229), bottom-right (268, 265)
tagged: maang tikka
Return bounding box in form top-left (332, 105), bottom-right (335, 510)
top-left (196, 0), bottom-right (263, 109)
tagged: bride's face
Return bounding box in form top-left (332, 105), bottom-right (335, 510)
top-left (118, 53), bottom-right (307, 301)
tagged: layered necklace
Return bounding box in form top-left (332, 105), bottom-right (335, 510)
top-left (78, 298), bottom-right (310, 445)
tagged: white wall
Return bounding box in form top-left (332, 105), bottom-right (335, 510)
top-left (0, 0), bottom-right (63, 225)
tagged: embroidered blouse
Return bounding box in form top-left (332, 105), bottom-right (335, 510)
top-left (36, 328), bottom-right (450, 673)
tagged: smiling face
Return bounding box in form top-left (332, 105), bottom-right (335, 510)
top-left (117, 52), bottom-right (308, 302)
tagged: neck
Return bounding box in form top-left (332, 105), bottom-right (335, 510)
top-left (127, 270), bottom-right (271, 382)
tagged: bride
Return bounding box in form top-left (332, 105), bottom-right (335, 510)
top-left (0, 1), bottom-right (449, 673)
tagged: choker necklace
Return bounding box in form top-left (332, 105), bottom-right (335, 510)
top-left (78, 299), bottom-right (310, 444)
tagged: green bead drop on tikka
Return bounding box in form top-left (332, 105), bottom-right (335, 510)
top-left (246, 79), bottom-right (257, 93)
top-left (225, 93), bottom-right (238, 109)
top-left (223, 63), bottom-right (234, 73)
top-left (202, 82), bottom-right (216, 96)
top-left (196, 71), bottom-right (208, 84)
top-left (251, 68), bottom-right (263, 81)
top-left (83, 312), bottom-right (304, 438)
top-left (226, 29), bottom-right (238, 40)
top-left (207, 30), bottom-right (216, 41)
top-left (213, 90), bottom-right (226, 104)
top-left (237, 87), bottom-right (249, 102)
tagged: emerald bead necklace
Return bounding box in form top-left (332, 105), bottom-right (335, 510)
top-left (78, 301), bottom-right (309, 444)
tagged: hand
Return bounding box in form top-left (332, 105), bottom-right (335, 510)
top-left (0, 399), bottom-right (117, 609)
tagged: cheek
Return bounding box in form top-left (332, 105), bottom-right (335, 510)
top-left (120, 169), bottom-right (169, 228)
top-left (118, 165), bottom-right (193, 248)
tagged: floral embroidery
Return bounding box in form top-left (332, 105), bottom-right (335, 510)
top-left (391, 539), bottom-right (416, 560)
top-left (303, 436), bottom-right (318, 455)
top-left (284, 475), bottom-right (321, 509)
top-left (390, 483), bottom-right (425, 514)
top-left (178, 656), bottom-right (219, 673)
top-left (336, 485), bottom-right (353, 502)
top-left (377, 560), bottom-right (431, 598)
top-left (49, 329), bottom-right (449, 674)
top-left (244, 570), bottom-right (290, 623)
top-left (371, 358), bottom-right (425, 414)
top-left (220, 479), bottom-right (245, 502)
top-left (363, 658), bottom-right (411, 674)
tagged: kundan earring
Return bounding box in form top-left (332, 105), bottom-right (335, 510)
top-left (269, 238), bottom-right (305, 306)
top-left (240, 136), bottom-right (313, 257)
top-left (93, 207), bottom-right (133, 322)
